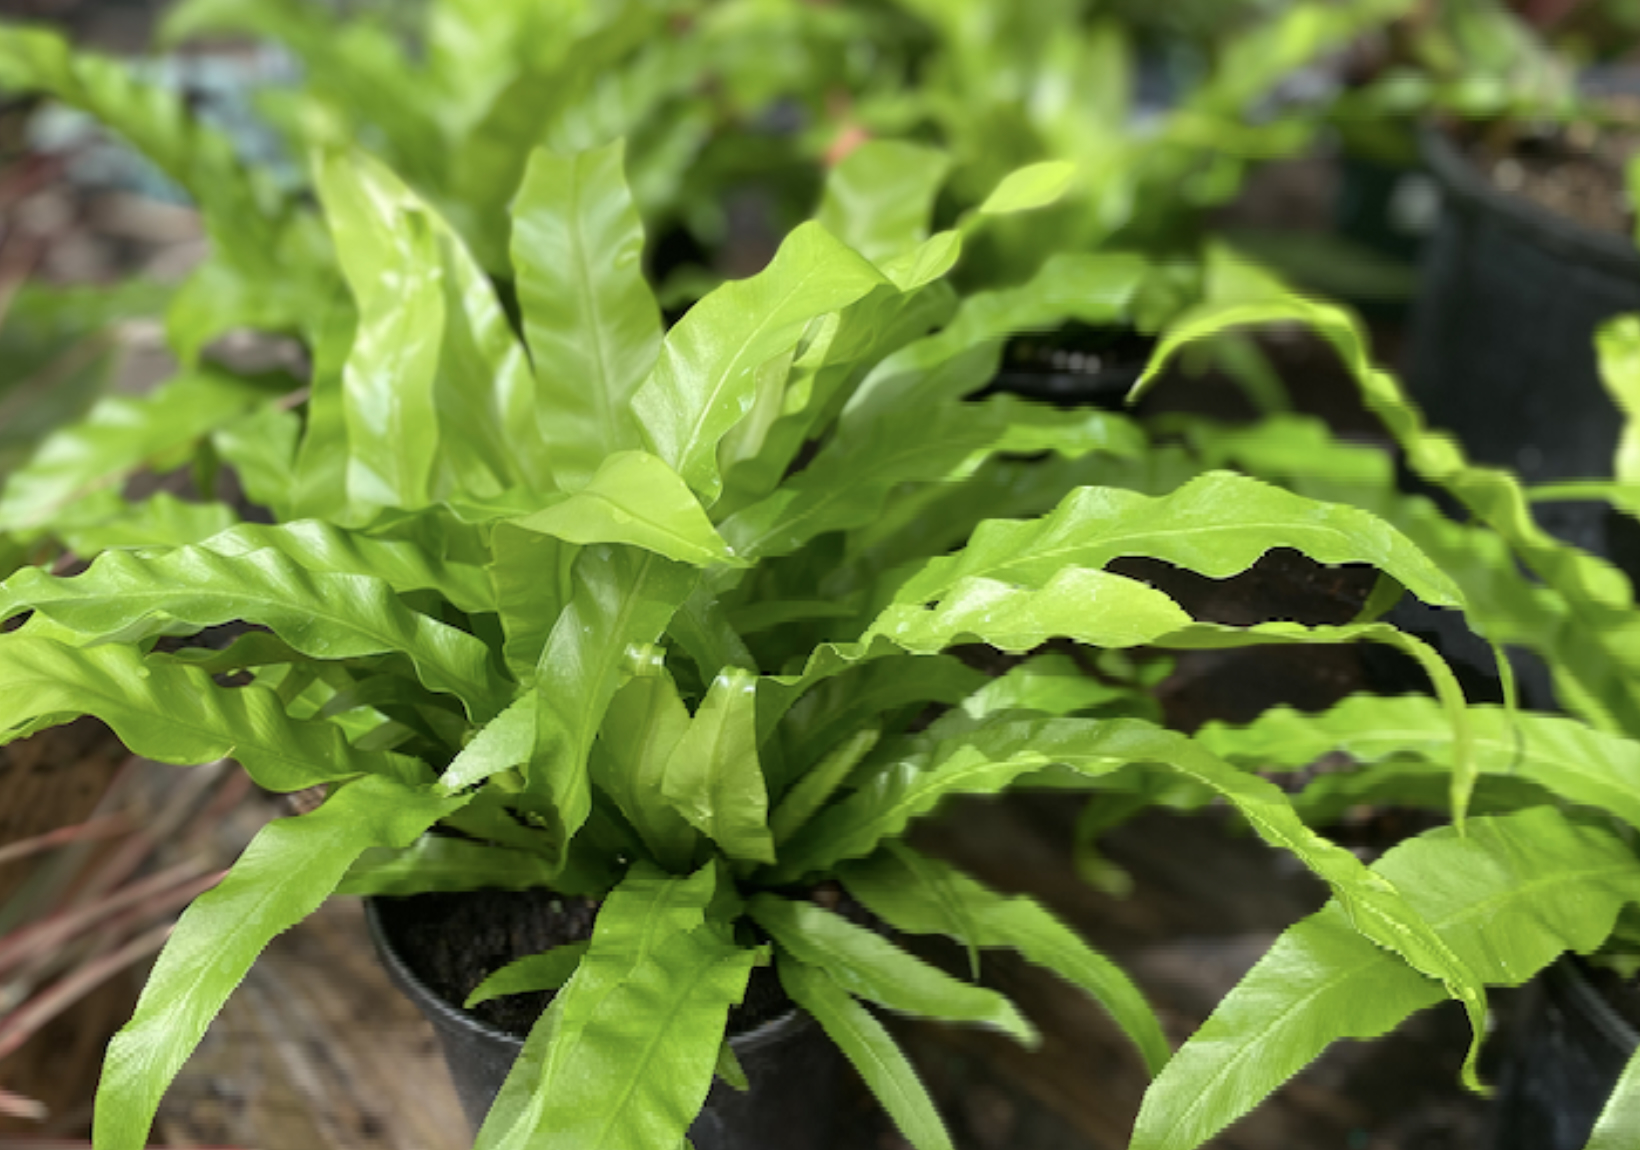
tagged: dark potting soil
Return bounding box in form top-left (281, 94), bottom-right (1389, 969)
top-left (1460, 109), bottom-right (1640, 238)
top-left (374, 885), bottom-right (811, 1039)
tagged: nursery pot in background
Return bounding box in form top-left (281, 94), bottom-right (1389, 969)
top-left (1488, 957), bottom-right (1639, 1150)
top-left (363, 897), bottom-right (842, 1150)
top-left (1403, 123), bottom-right (1640, 564)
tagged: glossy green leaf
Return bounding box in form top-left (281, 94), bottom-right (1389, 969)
top-left (778, 715), bottom-right (1489, 1084)
top-left (475, 863), bottom-right (757, 1150)
top-left (0, 543), bottom-right (511, 721)
top-left (511, 451), bottom-right (742, 567)
top-left (960, 652), bottom-right (1148, 721)
top-left (0, 634), bottom-right (417, 791)
top-left (816, 140), bottom-right (951, 265)
top-left (592, 669), bottom-right (700, 870)
top-left (1131, 806), bottom-right (1640, 1150)
top-left (1200, 695), bottom-right (1640, 833)
top-left (777, 954), bottom-right (953, 1150)
top-left (528, 545), bottom-right (697, 861)
top-left (721, 396), bottom-right (1143, 560)
top-left (466, 943), bottom-right (591, 1008)
top-left (197, 519), bottom-right (495, 615)
top-left (660, 669), bottom-right (776, 866)
top-left (750, 894), bottom-right (1036, 1044)
top-left (892, 470), bottom-right (1463, 610)
top-left (630, 221), bottom-right (887, 503)
top-left (56, 495), bottom-right (238, 556)
top-left (314, 148), bottom-right (444, 512)
top-left (212, 403), bottom-right (302, 519)
top-left (438, 693), bottom-right (535, 794)
top-left (869, 566), bottom-right (1192, 653)
top-left (974, 160), bottom-right (1076, 216)
top-left (340, 833), bottom-right (557, 896)
top-left (0, 369), bottom-right (270, 534)
top-left (1598, 315), bottom-right (1640, 486)
top-left (489, 523), bottom-right (579, 677)
top-left (94, 775), bottom-right (465, 1150)
top-left (769, 729), bottom-right (880, 847)
top-left (511, 141), bottom-right (660, 490)
top-left (839, 845), bottom-right (1170, 1077)
top-left (1588, 1041), bottom-right (1640, 1150)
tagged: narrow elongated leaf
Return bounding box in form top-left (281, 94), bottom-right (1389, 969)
top-left (511, 141), bottom-right (660, 490)
top-left (975, 161), bottom-right (1076, 216)
top-left (475, 863), bottom-right (757, 1150)
top-left (1200, 695), bottom-right (1640, 832)
top-left (437, 693), bottom-right (535, 793)
top-left (197, 519), bottom-right (495, 615)
top-left (750, 894), bottom-right (1036, 1044)
top-left (869, 567), bottom-right (1193, 653)
top-left (777, 955), bottom-right (953, 1150)
top-left (660, 669), bottom-right (776, 866)
top-left (1588, 1042), bottom-right (1640, 1150)
top-left (340, 833), bottom-right (557, 896)
top-left (592, 670), bottom-right (699, 870)
top-left (489, 523), bottom-right (579, 677)
top-left (511, 451), bottom-right (742, 567)
top-left (1599, 315), bottom-right (1640, 485)
top-left (0, 544), bottom-right (511, 721)
top-left (314, 149), bottom-right (444, 511)
top-left (1130, 807), bottom-right (1640, 1150)
top-left (466, 943), bottom-right (591, 1008)
top-left (769, 729), bottom-right (880, 846)
top-left (892, 471), bottom-right (1463, 610)
top-left (776, 715), bottom-right (1490, 1085)
top-left (630, 221), bottom-right (887, 503)
top-left (0, 369), bottom-right (270, 533)
top-left (529, 545), bottom-right (697, 861)
top-left (94, 776), bottom-right (465, 1150)
top-left (57, 495), bottom-right (238, 556)
top-left (839, 846), bottom-right (1170, 1077)
top-left (816, 140), bottom-right (951, 265)
top-left (0, 635), bottom-right (417, 791)
top-left (721, 397), bottom-right (1143, 560)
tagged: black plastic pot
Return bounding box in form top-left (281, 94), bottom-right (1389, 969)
top-left (363, 898), bottom-right (842, 1149)
top-left (1404, 125), bottom-right (1640, 561)
top-left (1489, 958), bottom-right (1639, 1150)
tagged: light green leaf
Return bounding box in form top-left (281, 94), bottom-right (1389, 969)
top-left (975, 160), bottom-right (1076, 216)
top-left (592, 669), bottom-right (700, 871)
top-left (1598, 315), bottom-right (1640, 486)
top-left (769, 729), bottom-right (880, 847)
top-left (489, 523), bottom-right (579, 677)
top-left (892, 471), bottom-right (1463, 610)
top-left (466, 943), bottom-right (590, 1008)
top-left (511, 451), bottom-right (742, 567)
top-left (776, 955), bottom-right (953, 1150)
top-left (1588, 1042), bottom-right (1640, 1150)
top-left (94, 775), bottom-right (465, 1150)
top-left (0, 543), bottom-right (511, 721)
top-left (660, 669), bottom-right (776, 866)
top-left (869, 567), bottom-right (1193, 653)
top-left (630, 221), bottom-right (888, 503)
top-left (1199, 695), bottom-right (1640, 833)
top-left (314, 148), bottom-right (444, 512)
top-left (0, 369), bottom-right (271, 533)
top-left (1130, 806), bottom-right (1640, 1150)
top-left (197, 519), bottom-right (495, 615)
top-left (777, 716), bottom-right (1490, 1087)
top-left (57, 494), bottom-right (238, 556)
top-left (340, 833), bottom-right (558, 897)
top-left (0, 634), bottom-right (418, 791)
top-left (839, 846), bottom-right (1170, 1078)
top-left (475, 863), bottom-right (756, 1150)
top-left (529, 545), bottom-right (697, 862)
top-left (750, 894), bottom-right (1036, 1045)
top-left (816, 140), bottom-right (951, 265)
top-left (721, 396), bottom-right (1143, 560)
top-left (212, 403), bottom-right (301, 519)
top-left (511, 141), bottom-right (661, 490)
top-left (438, 693), bottom-right (535, 794)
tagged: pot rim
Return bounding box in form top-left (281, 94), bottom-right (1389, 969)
top-left (1419, 122), bottom-right (1640, 281)
top-left (361, 895), bottom-right (811, 1057)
